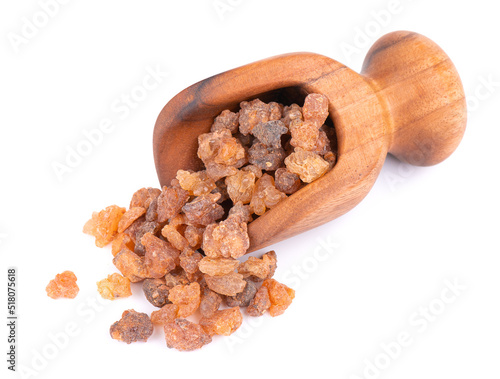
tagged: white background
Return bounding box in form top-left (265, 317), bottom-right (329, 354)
top-left (1, 0), bottom-right (499, 378)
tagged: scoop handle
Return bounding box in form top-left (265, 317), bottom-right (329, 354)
top-left (361, 31), bottom-right (466, 166)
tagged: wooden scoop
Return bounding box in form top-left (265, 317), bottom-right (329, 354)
top-left (153, 31), bottom-right (466, 253)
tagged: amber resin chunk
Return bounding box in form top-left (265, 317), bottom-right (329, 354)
top-left (168, 282), bottom-right (201, 318)
top-left (117, 207), bottom-right (146, 233)
top-left (241, 164), bottom-right (263, 178)
top-left (113, 248), bottom-right (149, 282)
top-left (198, 257), bottom-right (240, 276)
top-left (302, 93), bottom-right (329, 126)
top-left (176, 170), bottom-right (217, 196)
top-left (97, 273), bottom-right (131, 300)
top-left (130, 187), bottom-right (161, 209)
top-left (83, 205), bottom-right (126, 247)
top-left (285, 147), bottom-right (330, 183)
top-left (143, 278), bottom-right (171, 308)
top-left (281, 103), bottom-right (303, 128)
top-left (268, 102), bottom-right (283, 121)
top-left (290, 120), bottom-right (321, 151)
top-left (238, 256), bottom-right (269, 279)
top-left (151, 304), bottom-right (179, 325)
top-left (238, 251), bottom-right (277, 281)
top-left (184, 225), bottom-right (205, 249)
top-left (227, 202), bottom-right (253, 223)
top-left (46, 271), bottom-right (79, 299)
top-left (197, 129), bottom-right (247, 180)
top-left (202, 217), bottom-right (249, 259)
top-left (249, 174), bottom-right (286, 216)
top-left (204, 162), bottom-right (238, 183)
top-left (179, 249), bottom-right (203, 276)
top-left (211, 109), bottom-right (239, 134)
top-left (225, 169), bottom-right (257, 204)
top-left (111, 233), bottom-right (135, 257)
top-left (204, 272), bottom-right (247, 296)
top-left (161, 224), bottom-right (189, 252)
top-left (261, 278), bottom-right (295, 317)
top-left (164, 319), bottom-right (212, 351)
top-left (157, 185), bottom-right (190, 223)
top-left (199, 307), bottom-right (243, 336)
top-left (110, 310), bottom-right (153, 344)
top-left (142, 232), bottom-right (179, 278)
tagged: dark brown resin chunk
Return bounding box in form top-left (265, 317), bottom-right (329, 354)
top-left (110, 310), bottom-right (153, 344)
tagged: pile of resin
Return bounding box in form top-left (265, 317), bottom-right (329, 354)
top-left (83, 94), bottom-right (336, 351)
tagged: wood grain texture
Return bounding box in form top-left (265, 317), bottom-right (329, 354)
top-left (153, 31), bottom-right (466, 253)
